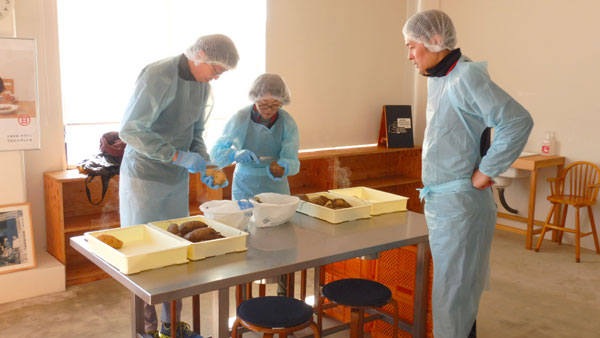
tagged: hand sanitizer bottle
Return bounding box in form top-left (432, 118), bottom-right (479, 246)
top-left (541, 131), bottom-right (555, 156)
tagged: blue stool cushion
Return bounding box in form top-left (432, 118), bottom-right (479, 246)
top-left (322, 278), bottom-right (391, 307)
top-left (237, 296), bottom-right (314, 328)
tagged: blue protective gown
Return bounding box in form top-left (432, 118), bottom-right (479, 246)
top-left (421, 56), bottom-right (533, 338)
top-left (119, 55), bottom-right (212, 226)
top-left (210, 105), bottom-right (300, 200)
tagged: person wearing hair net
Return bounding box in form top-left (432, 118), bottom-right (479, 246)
top-left (210, 73), bottom-right (299, 200)
top-left (119, 34), bottom-right (239, 338)
top-left (403, 10), bottom-right (533, 338)
top-left (211, 73), bottom-right (299, 297)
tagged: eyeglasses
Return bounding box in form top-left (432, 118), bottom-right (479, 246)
top-left (210, 64), bottom-right (225, 77)
top-left (257, 102), bottom-right (281, 110)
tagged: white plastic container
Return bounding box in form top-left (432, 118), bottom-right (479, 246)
top-left (149, 215), bottom-right (248, 260)
top-left (249, 193), bottom-right (300, 228)
top-left (200, 200), bottom-right (253, 231)
top-left (328, 186), bottom-right (408, 215)
top-left (84, 224), bottom-right (188, 274)
top-left (296, 192), bottom-right (371, 224)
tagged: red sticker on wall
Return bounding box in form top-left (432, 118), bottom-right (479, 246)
top-left (18, 114), bottom-right (31, 126)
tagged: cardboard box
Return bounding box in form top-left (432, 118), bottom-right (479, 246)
top-left (149, 215), bottom-right (248, 260)
top-left (296, 192), bottom-right (371, 224)
top-left (84, 224), bottom-right (188, 274)
top-left (329, 186), bottom-right (408, 215)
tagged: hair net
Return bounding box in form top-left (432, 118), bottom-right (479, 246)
top-left (184, 34), bottom-right (239, 70)
top-left (402, 10), bottom-right (457, 52)
top-left (248, 73), bottom-right (291, 105)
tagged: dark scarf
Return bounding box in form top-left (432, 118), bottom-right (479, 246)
top-left (251, 106), bottom-right (279, 129)
top-left (426, 48), bottom-right (461, 77)
top-left (177, 54), bottom-right (196, 81)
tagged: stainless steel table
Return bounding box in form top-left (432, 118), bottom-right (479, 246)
top-left (71, 211), bottom-right (430, 338)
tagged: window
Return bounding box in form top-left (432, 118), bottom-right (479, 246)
top-left (57, 0), bottom-right (265, 166)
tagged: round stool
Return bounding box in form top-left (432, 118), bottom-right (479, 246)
top-left (316, 278), bottom-right (399, 338)
top-left (232, 296), bottom-right (320, 338)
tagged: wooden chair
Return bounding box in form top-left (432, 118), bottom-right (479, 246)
top-left (232, 296), bottom-right (320, 338)
top-left (535, 161), bottom-right (600, 262)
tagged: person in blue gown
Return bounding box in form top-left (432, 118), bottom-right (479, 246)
top-left (403, 10), bottom-right (534, 338)
top-left (210, 73), bottom-right (300, 200)
top-left (119, 34), bottom-right (238, 338)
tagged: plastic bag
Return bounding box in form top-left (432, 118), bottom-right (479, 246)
top-left (200, 200), bottom-right (253, 231)
top-left (249, 193), bottom-right (300, 228)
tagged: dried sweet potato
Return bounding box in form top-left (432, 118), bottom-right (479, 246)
top-left (331, 198), bottom-right (352, 209)
top-left (184, 227), bottom-right (221, 243)
top-left (206, 168), bottom-right (227, 186)
top-left (269, 161), bottom-right (285, 178)
top-left (167, 223), bottom-right (179, 235)
top-left (179, 220), bottom-right (208, 235)
top-left (97, 234), bottom-right (123, 249)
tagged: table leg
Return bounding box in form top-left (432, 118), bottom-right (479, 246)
top-left (131, 293), bottom-right (145, 338)
top-left (526, 170), bottom-right (539, 250)
top-left (171, 300), bottom-right (177, 338)
top-left (313, 266), bottom-right (321, 302)
top-left (192, 294), bottom-right (201, 333)
top-left (211, 288), bottom-right (229, 338)
top-left (413, 241), bottom-right (430, 338)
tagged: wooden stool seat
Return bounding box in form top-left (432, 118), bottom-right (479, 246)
top-left (232, 296), bottom-right (320, 338)
top-left (316, 278), bottom-right (399, 338)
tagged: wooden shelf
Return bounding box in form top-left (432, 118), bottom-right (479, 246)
top-left (352, 176), bottom-right (422, 189)
top-left (64, 212), bottom-right (120, 233)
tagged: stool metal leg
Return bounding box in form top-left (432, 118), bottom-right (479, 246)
top-left (388, 298), bottom-right (399, 338)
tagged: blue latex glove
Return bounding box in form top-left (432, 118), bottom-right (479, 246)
top-left (173, 150), bottom-right (206, 174)
top-left (267, 161), bottom-right (289, 181)
top-left (234, 149), bottom-right (259, 164)
top-left (201, 174), bottom-right (229, 189)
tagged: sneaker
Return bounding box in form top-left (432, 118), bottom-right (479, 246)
top-left (145, 330), bottom-right (159, 338)
top-left (158, 322), bottom-right (203, 338)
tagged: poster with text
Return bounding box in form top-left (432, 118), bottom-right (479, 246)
top-left (0, 37), bottom-right (40, 151)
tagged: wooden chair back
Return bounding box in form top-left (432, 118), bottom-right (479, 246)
top-left (556, 161), bottom-right (600, 202)
top-left (2, 78), bottom-right (14, 93)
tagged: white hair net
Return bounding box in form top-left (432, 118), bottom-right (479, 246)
top-left (402, 10), bottom-right (457, 52)
top-left (248, 73), bottom-right (291, 105)
top-left (184, 34), bottom-right (239, 70)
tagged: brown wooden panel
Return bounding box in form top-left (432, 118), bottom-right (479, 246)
top-left (62, 176), bottom-right (120, 218)
top-left (65, 230), bottom-right (110, 286)
top-left (44, 174), bottom-right (66, 263)
top-left (289, 158), bottom-right (334, 194)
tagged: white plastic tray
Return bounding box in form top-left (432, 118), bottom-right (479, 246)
top-left (296, 192), bottom-right (371, 224)
top-left (328, 186), bottom-right (408, 215)
top-left (84, 224), bottom-right (188, 274)
top-left (149, 215), bottom-right (248, 260)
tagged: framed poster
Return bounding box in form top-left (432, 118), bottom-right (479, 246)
top-left (0, 203), bottom-right (36, 274)
top-left (0, 37), bottom-right (41, 151)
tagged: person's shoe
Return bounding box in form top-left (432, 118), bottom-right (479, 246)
top-left (158, 322), bottom-right (203, 338)
top-left (145, 330), bottom-right (159, 338)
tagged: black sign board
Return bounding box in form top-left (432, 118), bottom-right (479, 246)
top-left (378, 105), bottom-right (414, 148)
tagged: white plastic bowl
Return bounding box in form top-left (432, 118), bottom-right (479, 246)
top-left (199, 200), bottom-right (253, 231)
top-left (249, 193), bottom-right (300, 228)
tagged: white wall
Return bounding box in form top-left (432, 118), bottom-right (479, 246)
top-left (15, 0), bottom-right (66, 253)
top-left (267, 0), bottom-right (416, 149)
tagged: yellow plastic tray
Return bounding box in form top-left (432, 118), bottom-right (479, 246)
top-left (296, 192), bottom-right (371, 224)
top-left (149, 215), bottom-right (248, 260)
top-left (329, 186), bottom-right (408, 215)
top-left (84, 224), bottom-right (189, 274)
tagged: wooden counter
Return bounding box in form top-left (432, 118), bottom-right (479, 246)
top-left (496, 155), bottom-right (565, 249)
